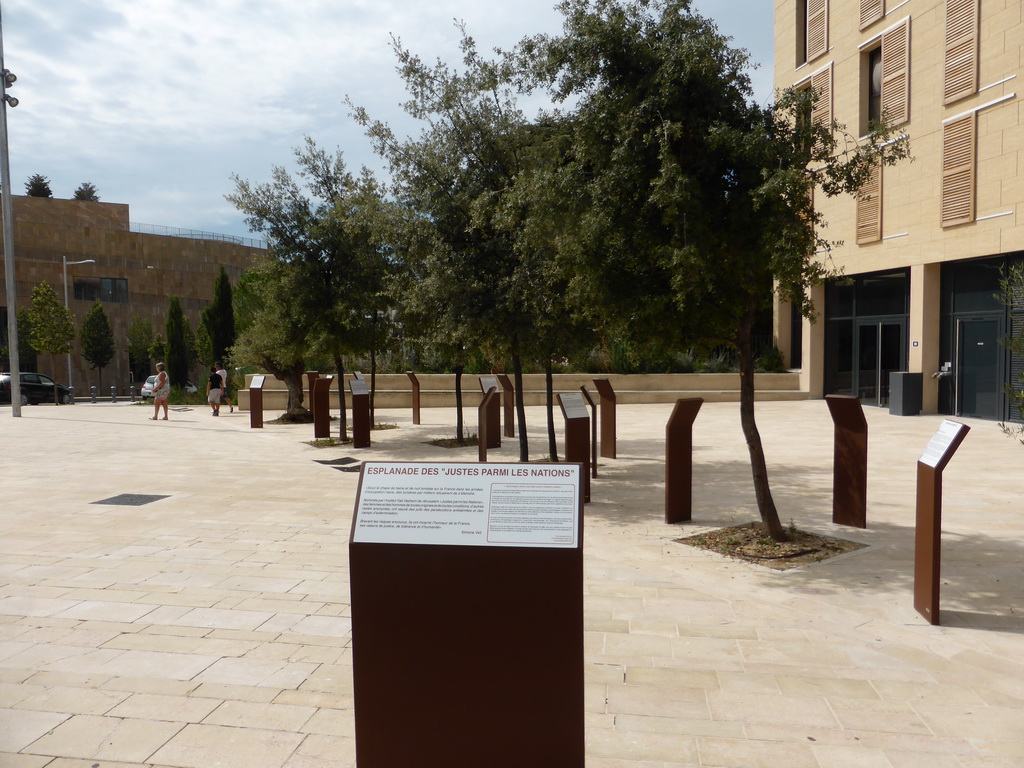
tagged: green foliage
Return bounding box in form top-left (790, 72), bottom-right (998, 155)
top-left (755, 346), bottom-right (787, 373)
top-left (25, 174), bottom-right (52, 198)
top-left (202, 266), bottom-right (235, 363)
top-left (998, 262), bottom-right (1024, 443)
top-left (148, 333), bottom-right (166, 365)
top-left (27, 281), bottom-right (75, 355)
top-left (72, 182), bottom-right (100, 202)
top-left (164, 296), bottom-right (190, 386)
top-left (127, 315), bottom-right (153, 380)
top-left (79, 300), bottom-right (115, 376)
top-left (194, 322), bottom-right (214, 368)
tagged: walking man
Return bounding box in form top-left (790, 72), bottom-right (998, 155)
top-left (216, 362), bottom-right (233, 413)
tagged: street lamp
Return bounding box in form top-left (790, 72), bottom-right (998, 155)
top-left (62, 257), bottom-right (95, 390)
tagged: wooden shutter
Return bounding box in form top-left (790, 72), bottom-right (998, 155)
top-left (945, 0), bottom-right (979, 104)
top-left (860, 0), bottom-right (884, 30)
top-left (856, 161), bottom-right (882, 244)
top-left (810, 64), bottom-right (833, 136)
top-left (941, 113), bottom-right (975, 227)
top-left (806, 0), bottom-right (829, 61)
top-left (881, 19), bottom-right (910, 125)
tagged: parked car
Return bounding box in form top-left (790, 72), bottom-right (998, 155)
top-left (0, 372), bottom-right (73, 405)
top-left (139, 375), bottom-right (197, 399)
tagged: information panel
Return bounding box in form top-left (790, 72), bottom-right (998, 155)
top-left (919, 420), bottom-right (969, 468)
top-left (250, 374), bottom-right (265, 389)
top-left (353, 462), bottom-right (580, 548)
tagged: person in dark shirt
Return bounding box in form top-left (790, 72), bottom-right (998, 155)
top-left (206, 366), bottom-right (223, 416)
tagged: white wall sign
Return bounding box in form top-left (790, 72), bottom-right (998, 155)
top-left (353, 462), bottom-right (581, 548)
top-left (250, 375), bottom-right (266, 389)
top-left (919, 420), bottom-right (968, 468)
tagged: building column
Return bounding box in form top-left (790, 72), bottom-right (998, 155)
top-left (800, 283), bottom-right (825, 398)
top-left (909, 263), bottom-right (942, 414)
top-left (773, 293), bottom-right (793, 367)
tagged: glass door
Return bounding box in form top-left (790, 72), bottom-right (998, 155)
top-left (956, 318), bottom-right (1002, 418)
top-left (856, 320), bottom-right (906, 406)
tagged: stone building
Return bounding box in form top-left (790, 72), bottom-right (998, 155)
top-left (1, 196), bottom-right (263, 393)
top-left (774, 0), bottom-right (1024, 420)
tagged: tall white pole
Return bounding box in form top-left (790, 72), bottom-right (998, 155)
top-left (0, 2), bottom-right (21, 416)
top-left (63, 257), bottom-right (71, 388)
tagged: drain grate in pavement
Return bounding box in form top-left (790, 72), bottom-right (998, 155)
top-left (314, 457), bottom-right (359, 466)
top-left (92, 494), bottom-right (170, 507)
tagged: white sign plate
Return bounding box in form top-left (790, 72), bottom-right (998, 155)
top-left (919, 419), bottom-right (968, 468)
top-left (250, 375), bottom-right (266, 389)
top-left (353, 462), bottom-right (581, 548)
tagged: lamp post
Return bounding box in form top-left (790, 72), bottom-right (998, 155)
top-left (0, 7), bottom-right (21, 415)
top-left (62, 257), bottom-right (95, 389)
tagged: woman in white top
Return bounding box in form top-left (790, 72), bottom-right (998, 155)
top-left (150, 362), bottom-right (170, 420)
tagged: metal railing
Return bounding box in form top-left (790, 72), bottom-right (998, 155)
top-left (130, 222), bottom-right (266, 250)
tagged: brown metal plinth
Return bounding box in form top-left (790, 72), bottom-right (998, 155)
top-left (406, 371), bottom-right (421, 425)
top-left (825, 395), bottom-right (868, 529)
top-left (558, 393), bottom-right (591, 503)
top-left (349, 538), bottom-right (584, 768)
top-left (305, 371), bottom-right (319, 418)
top-left (579, 386), bottom-right (598, 478)
top-left (593, 378), bottom-right (617, 459)
top-left (351, 379), bottom-right (371, 449)
top-left (478, 377), bottom-right (502, 448)
top-left (665, 398), bottom-right (703, 524)
top-left (478, 387), bottom-right (497, 462)
top-left (912, 422), bottom-right (970, 626)
top-left (313, 376), bottom-right (333, 440)
top-left (249, 379), bottom-right (264, 429)
top-left (496, 373), bottom-right (515, 438)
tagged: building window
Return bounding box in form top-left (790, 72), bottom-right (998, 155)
top-left (797, 0), bottom-right (830, 66)
top-left (73, 277), bottom-right (128, 303)
top-left (860, 0), bottom-right (884, 30)
top-left (861, 18), bottom-right (910, 134)
top-left (941, 112), bottom-right (976, 227)
top-left (944, 0), bottom-right (979, 105)
top-left (866, 45), bottom-right (883, 127)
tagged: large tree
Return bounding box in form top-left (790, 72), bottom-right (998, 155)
top-left (518, 0), bottom-right (908, 539)
top-left (351, 28), bottom-right (565, 460)
top-left (127, 314), bottom-right (153, 383)
top-left (80, 300), bottom-right (115, 389)
top-left (27, 282), bottom-right (75, 402)
top-left (228, 139), bottom-right (395, 429)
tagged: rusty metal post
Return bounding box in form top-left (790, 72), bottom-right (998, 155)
top-left (558, 392), bottom-right (590, 503)
top-left (478, 387), bottom-right (497, 462)
top-left (313, 375), bottom-right (334, 439)
top-left (305, 371), bottom-right (319, 418)
top-left (665, 398), bottom-right (703, 524)
top-left (913, 421), bottom-right (970, 625)
top-left (406, 371), bottom-right (421, 425)
top-left (496, 373), bottom-right (515, 438)
top-left (593, 378), bottom-right (617, 459)
top-left (249, 374), bottom-right (265, 429)
top-left (351, 378), bottom-right (371, 449)
top-left (579, 386), bottom-right (598, 478)
top-left (825, 395), bottom-right (868, 529)
top-left (479, 376), bottom-right (501, 449)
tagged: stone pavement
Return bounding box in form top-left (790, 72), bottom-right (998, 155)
top-left (0, 398), bottom-right (1022, 767)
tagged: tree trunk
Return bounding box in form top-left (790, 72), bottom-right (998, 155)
top-left (545, 358), bottom-right (558, 461)
top-left (738, 312), bottom-right (788, 542)
top-left (334, 353), bottom-right (348, 441)
top-left (454, 364), bottom-right (465, 445)
top-left (369, 346), bottom-right (377, 424)
top-left (262, 357), bottom-right (308, 417)
top-left (512, 348), bottom-right (529, 462)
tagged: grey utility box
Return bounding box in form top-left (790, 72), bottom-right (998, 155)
top-left (889, 372), bottom-right (923, 416)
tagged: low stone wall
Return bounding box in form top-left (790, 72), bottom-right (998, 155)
top-left (236, 372), bottom-right (808, 411)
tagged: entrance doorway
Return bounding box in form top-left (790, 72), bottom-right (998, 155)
top-left (956, 317), bottom-right (1003, 419)
top-left (857, 320), bottom-right (906, 406)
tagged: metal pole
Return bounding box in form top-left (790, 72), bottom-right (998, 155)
top-left (0, 5), bottom-right (21, 416)
top-left (63, 256), bottom-right (71, 388)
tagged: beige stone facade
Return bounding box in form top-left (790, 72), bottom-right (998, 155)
top-left (775, 0), bottom-right (1024, 420)
top-left (1, 196), bottom-right (262, 392)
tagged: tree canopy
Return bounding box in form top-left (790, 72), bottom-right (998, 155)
top-left (164, 296), bottom-right (191, 386)
top-left (25, 174), bottom-right (53, 198)
top-left (72, 182), bottom-right (100, 202)
top-left (80, 300), bottom-right (115, 386)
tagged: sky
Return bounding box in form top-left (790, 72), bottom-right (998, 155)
top-left (2, 0), bottom-right (775, 242)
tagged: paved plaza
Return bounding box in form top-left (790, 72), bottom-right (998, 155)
top-left (1, 397), bottom-right (1022, 767)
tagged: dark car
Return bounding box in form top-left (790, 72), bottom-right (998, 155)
top-left (0, 372), bottom-right (73, 405)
